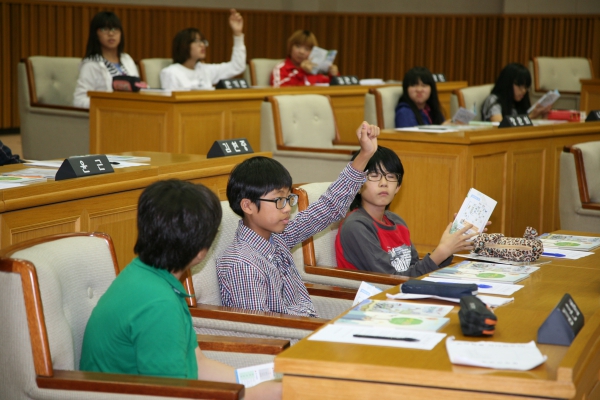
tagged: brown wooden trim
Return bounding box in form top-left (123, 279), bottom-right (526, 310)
top-left (305, 282), bottom-right (356, 300)
top-left (275, 145), bottom-right (354, 155)
top-left (305, 265), bottom-right (408, 285)
top-left (25, 58), bottom-right (39, 106)
top-left (582, 203), bottom-right (600, 211)
top-left (532, 57), bottom-right (542, 93)
top-left (292, 187), bottom-right (317, 268)
top-left (196, 334), bottom-right (289, 355)
top-left (29, 103), bottom-right (89, 112)
top-left (588, 58), bottom-right (595, 80)
top-left (566, 146), bottom-right (591, 204)
top-left (181, 269), bottom-right (197, 308)
top-left (370, 88), bottom-right (386, 128)
top-left (37, 370), bottom-right (243, 400)
top-left (189, 303), bottom-right (327, 331)
top-left (250, 60), bottom-right (258, 86)
top-left (453, 88), bottom-right (466, 108)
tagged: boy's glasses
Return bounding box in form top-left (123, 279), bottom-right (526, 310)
top-left (98, 27), bottom-right (121, 34)
top-left (192, 39), bottom-right (210, 47)
top-left (259, 194), bottom-right (299, 209)
top-left (366, 172), bottom-right (400, 182)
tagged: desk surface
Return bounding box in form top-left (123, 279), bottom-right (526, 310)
top-left (275, 243), bottom-right (600, 399)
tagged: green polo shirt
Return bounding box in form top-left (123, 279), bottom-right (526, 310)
top-left (80, 257), bottom-right (198, 379)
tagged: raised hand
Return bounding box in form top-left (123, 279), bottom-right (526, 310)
top-left (351, 122), bottom-right (380, 171)
top-left (229, 9), bottom-right (243, 36)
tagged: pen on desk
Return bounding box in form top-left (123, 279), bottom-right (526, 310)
top-left (353, 334), bottom-right (419, 342)
top-left (110, 162), bottom-right (120, 165)
top-left (542, 252), bottom-right (565, 258)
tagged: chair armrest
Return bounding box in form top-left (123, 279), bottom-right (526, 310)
top-left (305, 265), bottom-right (409, 286)
top-left (31, 103), bottom-right (89, 113)
top-left (37, 369), bottom-right (243, 400)
top-left (304, 282), bottom-right (357, 300)
top-left (196, 334), bottom-right (290, 355)
top-left (583, 203), bottom-right (600, 211)
top-left (275, 144), bottom-right (354, 155)
top-left (189, 303), bottom-right (327, 331)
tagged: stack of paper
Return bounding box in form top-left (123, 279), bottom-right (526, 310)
top-left (539, 233), bottom-right (600, 252)
top-left (0, 174), bottom-right (47, 189)
top-left (429, 261), bottom-right (539, 284)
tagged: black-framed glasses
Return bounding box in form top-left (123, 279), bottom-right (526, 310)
top-left (366, 171), bottom-right (400, 182)
top-left (192, 39), bottom-right (209, 47)
top-left (259, 194), bottom-right (299, 209)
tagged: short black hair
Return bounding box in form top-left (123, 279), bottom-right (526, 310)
top-left (227, 157), bottom-right (292, 217)
top-left (172, 28), bottom-right (205, 64)
top-left (349, 146), bottom-right (404, 211)
top-left (398, 66), bottom-right (445, 125)
top-left (84, 11), bottom-right (125, 59)
top-left (484, 62), bottom-right (532, 118)
top-left (134, 179), bottom-right (222, 273)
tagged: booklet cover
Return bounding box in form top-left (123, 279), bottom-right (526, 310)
top-left (354, 300), bottom-right (454, 317)
top-left (453, 107), bottom-right (477, 124)
top-left (335, 310), bottom-right (450, 332)
top-left (538, 233), bottom-right (600, 252)
top-left (451, 188), bottom-right (497, 236)
top-left (527, 89), bottom-right (560, 114)
top-left (429, 261), bottom-right (539, 284)
top-left (309, 46), bottom-right (337, 74)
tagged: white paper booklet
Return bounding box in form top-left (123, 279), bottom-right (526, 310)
top-left (527, 89), bottom-right (560, 114)
top-left (538, 233), bottom-right (600, 252)
top-left (386, 292), bottom-right (514, 308)
top-left (353, 281), bottom-right (383, 306)
top-left (309, 46), bottom-right (337, 74)
top-left (453, 107), bottom-right (476, 124)
top-left (446, 337), bottom-right (547, 370)
top-left (235, 362), bottom-right (280, 388)
top-left (450, 188), bottom-right (496, 236)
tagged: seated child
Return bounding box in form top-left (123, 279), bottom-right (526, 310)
top-left (335, 146), bottom-right (476, 276)
top-left (270, 29), bottom-right (339, 87)
top-left (395, 67), bottom-right (447, 128)
top-left (217, 122), bottom-right (379, 316)
top-left (80, 179), bottom-right (280, 399)
top-left (160, 9), bottom-right (246, 90)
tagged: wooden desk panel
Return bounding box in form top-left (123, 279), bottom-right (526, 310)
top-left (580, 79), bottom-right (600, 114)
top-left (0, 152), bottom-right (266, 268)
top-left (89, 82), bottom-right (466, 155)
top-left (380, 122), bottom-right (600, 253)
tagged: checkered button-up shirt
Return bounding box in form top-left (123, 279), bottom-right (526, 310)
top-left (216, 164), bottom-right (366, 317)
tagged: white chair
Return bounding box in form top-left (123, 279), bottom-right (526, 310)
top-left (529, 57), bottom-right (595, 110)
top-left (363, 86), bottom-right (403, 128)
top-left (18, 56), bottom-right (89, 159)
top-left (260, 94), bottom-right (358, 183)
top-left (249, 58), bottom-right (283, 86)
top-left (560, 142), bottom-right (600, 233)
top-left (139, 58), bottom-right (172, 89)
top-left (0, 232), bottom-right (280, 399)
top-left (450, 84), bottom-right (494, 121)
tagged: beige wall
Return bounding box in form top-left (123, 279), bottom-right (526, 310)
top-left (38, 0), bottom-right (600, 14)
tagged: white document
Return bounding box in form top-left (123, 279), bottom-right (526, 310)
top-left (25, 160), bottom-right (64, 168)
top-left (359, 78), bottom-right (385, 86)
top-left (395, 126), bottom-right (459, 133)
top-left (353, 281), bottom-right (383, 306)
top-left (451, 188), bottom-right (496, 237)
top-left (453, 107), bottom-right (476, 124)
top-left (106, 155), bottom-right (151, 163)
top-left (309, 46), bottom-right (337, 74)
top-left (385, 292), bottom-right (513, 308)
top-left (527, 89), bottom-right (560, 114)
top-left (2, 168), bottom-right (58, 179)
top-left (446, 337), bottom-right (547, 370)
top-left (454, 252), bottom-right (551, 266)
top-left (235, 362), bottom-right (279, 388)
top-left (309, 324), bottom-right (446, 350)
top-left (542, 249), bottom-right (594, 259)
top-left (423, 277), bottom-right (523, 296)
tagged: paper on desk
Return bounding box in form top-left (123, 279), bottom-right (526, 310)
top-left (395, 126), bottom-right (459, 133)
top-left (422, 277), bottom-right (523, 296)
top-left (541, 249), bottom-right (594, 259)
top-left (2, 168), bottom-right (58, 179)
top-left (385, 292), bottom-right (513, 308)
top-left (454, 252), bottom-right (550, 266)
top-left (353, 281), bottom-right (383, 306)
top-left (25, 160), bottom-right (64, 168)
top-left (446, 337), bottom-right (547, 370)
top-left (110, 161), bottom-right (148, 168)
top-left (309, 324), bottom-right (446, 350)
top-left (235, 362), bottom-right (280, 388)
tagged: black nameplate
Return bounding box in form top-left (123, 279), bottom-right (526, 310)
top-left (215, 79), bottom-right (249, 89)
top-left (329, 76), bottom-right (360, 86)
top-left (585, 110), bottom-right (600, 122)
top-left (206, 138), bottom-right (253, 158)
top-left (55, 155), bottom-right (114, 181)
top-left (432, 73), bottom-right (446, 83)
top-left (499, 114), bottom-right (533, 128)
top-left (537, 293), bottom-right (584, 346)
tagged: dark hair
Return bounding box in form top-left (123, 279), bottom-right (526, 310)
top-left (397, 67), bottom-right (445, 125)
top-left (84, 11), bottom-right (125, 59)
top-left (287, 29), bottom-right (319, 56)
top-left (349, 146), bottom-right (404, 211)
top-left (227, 157), bottom-right (293, 218)
top-left (172, 28), bottom-right (205, 64)
top-left (484, 63), bottom-right (532, 118)
top-left (134, 179), bottom-right (222, 273)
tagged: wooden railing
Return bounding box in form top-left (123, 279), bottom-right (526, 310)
top-left (1, 0), bottom-right (599, 129)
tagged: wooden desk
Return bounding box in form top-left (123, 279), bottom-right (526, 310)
top-left (89, 82), bottom-right (466, 155)
top-left (378, 122), bottom-right (600, 253)
top-left (275, 250), bottom-right (600, 399)
top-left (580, 79), bottom-right (600, 114)
top-left (0, 151), bottom-right (265, 268)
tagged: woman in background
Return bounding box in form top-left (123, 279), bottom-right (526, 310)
top-left (270, 30), bottom-right (339, 87)
top-left (395, 67), bottom-right (447, 128)
top-left (481, 63), bottom-right (551, 122)
top-left (73, 11), bottom-right (142, 109)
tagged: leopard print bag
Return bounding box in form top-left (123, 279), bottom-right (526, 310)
top-left (472, 227), bottom-right (544, 262)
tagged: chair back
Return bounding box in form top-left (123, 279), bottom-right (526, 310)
top-left (453, 84), bottom-right (494, 121)
top-left (26, 56), bottom-right (82, 106)
top-left (191, 201), bottom-right (242, 306)
top-left (0, 233), bottom-right (119, 397)
top-left (530, 57), bottom-right (594, 94)
top-left (249, 58), bottom-right (283, 86)
top-left (140, 58), bottom-right (172, 89)
top-left (364, 86), bottom-right (403, 129)
top-left (266, 94), bottom-right (339, 149)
